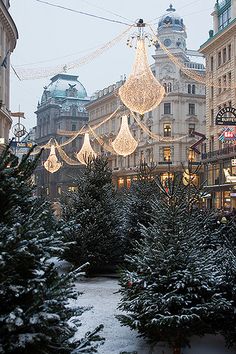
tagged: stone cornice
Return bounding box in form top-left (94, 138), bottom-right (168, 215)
top-left (0, 1), bottom-right (18, 51)
top-left (200, 19), bottom-right (236, 54)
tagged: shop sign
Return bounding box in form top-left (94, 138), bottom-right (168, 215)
top-left (230, 193), bottom-right (236, 197)
top-left (218, 127), bottom-right (236, 143)
top-left (216, 106), bottom-right (236, 125)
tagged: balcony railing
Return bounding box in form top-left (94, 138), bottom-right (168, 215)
top-left (202, 144), bottom-right (236, 160)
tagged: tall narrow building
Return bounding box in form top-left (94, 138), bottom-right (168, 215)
top-left (0, 0), bottom-right (18, 147)
top-left (200, 0), bottom-right (236, 209)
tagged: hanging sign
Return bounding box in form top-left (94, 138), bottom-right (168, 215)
top-left (218, 127), bottom-right (236, 143)
top-left (215, 107), bottom-right (236, 126)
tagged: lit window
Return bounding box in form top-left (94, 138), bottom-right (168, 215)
top-left (164, 123), bottom-right (171, 137)
top-left (68, 186), bottom-right (78, 192)
top-left (163, 147), bottom-right (171, 161)
top-left (118, 177), bottom-right (125, 189)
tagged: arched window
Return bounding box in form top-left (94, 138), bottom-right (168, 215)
top-left (163, 83), bottom-right (167, 92)
top-left (167, 83), bottom-right (172, 93)
top-left (188, 84), bottom-right (191, 94)
top-left (192, 84), bottom-right (196, 94)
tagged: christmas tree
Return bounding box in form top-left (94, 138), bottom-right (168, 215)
top-left (0, 147), bottom-right (103, 354)
top-left (62, 156), bottom-right (122, 274)
top-left (118, 176), bottom-right (233, 353)
top-left (120, 162), bottom-right (159, 255)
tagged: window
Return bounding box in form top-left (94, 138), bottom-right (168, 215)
top-left (223, 75), bottom-right (227, 90)
top-left (68, 186), bottom-right (78, 192)
top-left (218, 78), bottom-right (221, 94)
top-left (163, 83), bottom-right (167, 92)
top-left (140, 130), bottom-right (144, 141)
top-left (167, 82), bottom-right (172, 93)
top-left (164, 123), bottom-right (171, 137)
top-left (210, 135), bottom-right (214, 152)
top-left (223, 47), bottom-right (227, 63)
top-left (228, 44), bottom-right (231, 60)
top-left (163, 147), bottom-right (171, 162)
top-left (147, 148), bottom-right (153, 163)
top-left (188, 84), bottom-right (191, 94)
top-left (210, 56), bottom-right (214, 71)
top-left (128, 115), bottom-right (131, 125)
top-left (189, 123), bottom-right (195, 136)
top-left (228, 72), bottom-right (232, 86)
top-left (189, 103), bottom-right (195, 115)
top-left (211, 86), bottom-right (214, 98)
top-left (148, 111), bottom-right (153, 118)
top-left (164, 103), bottom-right (171, 114)
top-left (218, 51), bottom-right (221, 66)
top-left (140, 150), bottom-right (144, 163)
top-left (218, 7), bottom-right (231, 30)
top-left (211, 109), bottom-right (214, 126)
top-left (192, 85), bottom-right (196, 94)
top-left (72, 123), bottom-right (76, 131)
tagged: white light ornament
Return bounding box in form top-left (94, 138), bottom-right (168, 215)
top-left (112, 115), bottom-right (138, 157)
top-left (119, 38), bottom-right (165, 115)
top-left (76, 132), bottom-right (97, 165)
top-left (44, 144), bottom-right (62, 173)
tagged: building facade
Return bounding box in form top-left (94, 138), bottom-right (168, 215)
top-left (200, 0), bottom-right (236, 209)
top-left (86, 5), bottom-right (206, 188)
top-left (35, 73), bottom-right (89, 199)
top-left (0, 0), bottom-right (18, 146)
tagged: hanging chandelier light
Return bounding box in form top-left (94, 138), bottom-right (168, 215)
top-left (112, 115), bottom-right (138, 157)
top-left (119, 37), bottom-right (165, 115)
top-left (76, 132), bottom-right (97, 165)
top-left (44, 144), bottom-right (62, 173)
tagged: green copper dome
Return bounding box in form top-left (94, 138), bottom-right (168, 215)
top-left (41, 73), bottom-right (88, 104)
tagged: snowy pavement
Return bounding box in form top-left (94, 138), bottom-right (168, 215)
top-left (71, 277), bottom-right (236, 354)
top-left (72, 277), bottom-right (157, 354)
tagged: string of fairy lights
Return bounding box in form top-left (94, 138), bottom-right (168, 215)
top-left (16, 3), bottom-right (232, 173)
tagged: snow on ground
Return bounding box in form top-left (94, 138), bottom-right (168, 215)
top-left (71, 277), bottom-right (159, 354)
top-left (70, 277), bottom-right (236, 354)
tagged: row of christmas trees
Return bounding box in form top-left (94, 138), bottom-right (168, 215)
top-left (1, 144), bottom-right (236, 353)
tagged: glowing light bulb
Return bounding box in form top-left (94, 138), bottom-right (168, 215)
top-left (44, 144), bottom-right (62, 173)
top-left (112, 115), bottom-right (138, 157)
top-left (119, 38), bottom-right (165, 114)
top-left (76, 132), bottom-right (97, 165)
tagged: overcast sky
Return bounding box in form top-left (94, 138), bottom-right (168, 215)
top-left (9, 0), bottom-right (215, 130)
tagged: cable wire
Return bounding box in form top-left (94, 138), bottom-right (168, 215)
top-left (35, 0), bottom-right (132, 26)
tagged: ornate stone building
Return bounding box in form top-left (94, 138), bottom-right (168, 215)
top-left (200, 0), bottom-right (236, 209)
top-left (0, 0), bottom-right (18, 146)
top-left (35, 73), bottom-right (89, 198)
top-left (86, 5), bottom-right (206, 188)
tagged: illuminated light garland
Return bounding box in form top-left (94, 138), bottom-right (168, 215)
top-left (13, 26), bottom-right (134, 80)
top-left (112, 115), bottom-right (138, 156)
top-left (76, 132), bottom-right (97, 164)
top-left (44, 144), bottom-right (62, 173)
top-left (131, 111), bottom-right (189, 142)
top-left (149, 25), bottom-right (233, 90)
top-left (55, 142), bottom-right (81, 166)
top-left (119, 38), bottom-right (165, 114)
top-left (88, 125), bottom-right (115, 154)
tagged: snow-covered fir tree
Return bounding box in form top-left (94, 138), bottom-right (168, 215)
top-left (118, 175), bottom-right (233, 353)
top-left (120, 162), bottom-right (159, 255)
top-left (0, 147), bottom-right (103, 354)
top-left (62, 156), bottom-right (123, 274)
